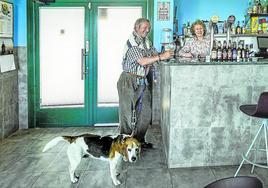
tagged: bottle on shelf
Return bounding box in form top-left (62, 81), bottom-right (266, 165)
top-left (236, 21), bottom-right (241, 34)
top-left (237, 43), bottom-right (242, 61)
top-left (241, 43), bottom-right (246, 60)
top-left (248, 1), bottom-right (253, 14)
top-left (242, 20), bottom-right (246, 34)
top-left (211, 40), bottom-right (217, 61)
top-left (232, 41), bottom-right (237, 61)
top-left (245, 44), bottom-right (250, 59)
top-left (257, 0), bottom-right (262, 13)
top-left (186, 20), bottom-right (191, 36)
top-left (253, 0), bottom-right (258, 14)
top-left (217, 41), bottom-right (222, 61)
top-left (222, 40), bottom-right (228, 61)
top-left (1, 41), bottom-right (5, 55)
top-left (227, 40), bottom-right (233, 61)
top-left (182, 24), bottom-right (187, 36)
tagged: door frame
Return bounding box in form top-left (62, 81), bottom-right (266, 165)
top-left (27, 0), bottom-right (154, 128)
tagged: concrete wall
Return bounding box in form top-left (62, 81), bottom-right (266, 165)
top-left (160, 62), bottom-right (268, 168)
top-left (0, 70), bottom-right (19, 140)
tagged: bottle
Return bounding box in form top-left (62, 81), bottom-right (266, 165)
top-left (222, 40), bottom-right (228, 61)
top-left (223, 21), bottom-right (227, 34)
top-left (186, 20), bottom-right (191, 36)
top-left (232, 42), bottom-right (237, 61)
top-left (227, 41), bottom-right (232, 61)
top-left (237, 44), bottom-right (242, 61)
top-left (242, 21), bottom-right (246, 34)
top-left (257, 0), bottom-right (262, 13)
top-left (182, 24), bottom-right (187, 36)
top-left (1, 41), bottom-right (5, 55)
top-left (253, 0), bottom-right (258, 14)
top-left (217, 41), bottom-right (222, 61)
top-left (245, 44), bottom-right (250, 59)
top-left (211, 40), bottom-right (217, 61)
top-left (241, 43), bottom-right (246, 60)
top-left (248, 1), bottom-right (253, 14)
top-left (236, 21), bottom-right (241, 34)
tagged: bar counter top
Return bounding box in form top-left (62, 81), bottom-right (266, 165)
top-left (159, 58), bottom-right (268, 168)
top-left (160, 57), bottom-right (268, 66)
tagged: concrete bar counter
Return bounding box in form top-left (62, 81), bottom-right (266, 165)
top-left (159, 58), bottom-right (268, 168)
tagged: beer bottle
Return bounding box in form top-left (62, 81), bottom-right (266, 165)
top-left (236, 21), bottom-right (241, 34)
top-left (232, 42), bottom-right (238, 61)
top-left (237, 44), bottom-right (242, 61)
top-left (217, 41), bottom-right (222, 61)
top-left (1, 41), bottom-right (5, 55)
top-left (211, 40), bottom-right (217, 61)
top-left (227, 40), bottom-right (233, 61)
top-left (245, 44), bottom-right (250, 59)
top-left (222, 40), bottom-right (228, 61)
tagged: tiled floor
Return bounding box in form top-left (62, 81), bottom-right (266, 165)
top-left (0, 126), bottom-right (267, 188)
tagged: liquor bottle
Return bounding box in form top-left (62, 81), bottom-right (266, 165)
top-left (232, 42), bottom-right (237, 61)
top-left (217, 41), bottom-right (222, 61)
top-left (223, 21), bottom-right (227, 34)
top-left (257, 0), bottom-right (262, 13)
top-left (253, 0), bottom-right (258, 14)
top-left (182, 24), bottom-right (187, 36)
top-left (236, 21), bottom-right (241, 34)
top-left (227, 40), bottom-right (233, 61)
top-left (241, 43), bottom-right (246, 60)
top-left (211, 40), bottom-right (217, 61)
top-left (245, 44), bottom-right (250, 59)
top-left (1, 41), bottom-right (5, 55)
top-left (237, 44), bottom-right (242, 61)
top-left (222, 40), bottom-right (228, 61)
top-left (241, 21), bottom-right (246, 34)
top-left (187, 20), bottom-right (191, 36)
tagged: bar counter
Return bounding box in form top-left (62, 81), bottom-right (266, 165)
top-left (159, 58), bottom-right (268, 168)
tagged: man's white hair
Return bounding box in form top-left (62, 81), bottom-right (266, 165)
top-left (134, 18), bottom-right (150, 31)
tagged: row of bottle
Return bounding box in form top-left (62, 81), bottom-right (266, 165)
top-left (210, 40), bottom-right (253, 61)
top-left (248, 0), bottom-right (268, 14)
top-left (181, 20), bottom-right (250, 36)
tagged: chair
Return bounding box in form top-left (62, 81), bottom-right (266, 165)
top-left (204, 176), bottom-right (263, 188)
top-left (234, 92), bottom-right (268, 177)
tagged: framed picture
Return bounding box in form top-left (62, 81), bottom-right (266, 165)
top-left (0, 1), bottom-right (13, 38)
top-left (157, 2), bottom-right (170, 21)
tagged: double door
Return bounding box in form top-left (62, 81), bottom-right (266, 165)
top-left (34, 1), bottom-right (147, 127)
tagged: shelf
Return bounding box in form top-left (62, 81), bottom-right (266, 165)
top-left (248, 13), bottom-right (268, 17)
top-left (182, 34), bottom-right (268, 38)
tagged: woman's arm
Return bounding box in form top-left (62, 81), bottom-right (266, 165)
top-left (178, 39), bottom-right (193, 58)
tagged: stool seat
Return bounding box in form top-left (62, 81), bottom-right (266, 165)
top-left (235, 92), bottom-right (268, 177)
top-left (239, 92), bottom-right (268, 118)
top-left (204, 176), bottom-right (263, 188)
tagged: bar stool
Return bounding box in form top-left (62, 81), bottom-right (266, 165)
top-left (234, 92), bottom-right (268, 177)
top-left (204, 176), bottom-right (263, 188)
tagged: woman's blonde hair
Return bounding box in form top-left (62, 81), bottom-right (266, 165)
top-left (190, 20), bottom-right (207, 36)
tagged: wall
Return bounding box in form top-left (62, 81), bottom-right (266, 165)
top-left (153, 0), bottom-right (174, 51)
top-left (174, 0), bottom-right (248, 35)
top-left (14, 0), bottom-right (27, 47)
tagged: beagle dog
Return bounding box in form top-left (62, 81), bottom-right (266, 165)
top-left (42, 133), bottom-right (141, 186)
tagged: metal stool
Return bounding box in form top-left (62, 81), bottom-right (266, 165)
top-left (204, 176), bottom-right (263, 188)
top-left (235, 92), bottom-right (268, 177)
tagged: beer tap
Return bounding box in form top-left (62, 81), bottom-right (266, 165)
top-left (209, 16), bottom-right (219, 56)
top-left (226, 15), bottom-right (236, 47)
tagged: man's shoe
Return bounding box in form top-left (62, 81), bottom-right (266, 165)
top-left (141, 142), bottom-right (153, 149)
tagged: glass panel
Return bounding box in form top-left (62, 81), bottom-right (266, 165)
top-left (97, 7), bottom-right (142, 106)
top-left (39, 7), bottom-right (85, 108)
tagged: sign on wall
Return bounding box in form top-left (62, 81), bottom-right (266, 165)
top-left (0, 1), bottom-right (13, 38)
top-left (157, 2), bottom-right (170, 21)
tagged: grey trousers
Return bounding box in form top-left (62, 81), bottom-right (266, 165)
top-left (117, 72), bottom-right (152, 142)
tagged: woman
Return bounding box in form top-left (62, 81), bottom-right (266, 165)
top-left (178, 20), bottom-right (210, 58)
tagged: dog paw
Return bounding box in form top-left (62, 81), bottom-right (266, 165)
top-left (113, 179), bottom-right (121, 186)
top-left (71, 175), bottom-right (79, 183)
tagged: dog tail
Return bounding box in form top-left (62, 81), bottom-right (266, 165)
top-left (42, 136), bottom-right (66, 152)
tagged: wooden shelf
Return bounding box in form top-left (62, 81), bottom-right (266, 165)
top-left (249, 13), bottom-right (268, 17)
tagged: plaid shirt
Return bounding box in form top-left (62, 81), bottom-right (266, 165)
top-left (122, 31), bottom-right (158, 77)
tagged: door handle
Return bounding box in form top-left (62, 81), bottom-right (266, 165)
top-left (81, 48), bottom-right (87, 80)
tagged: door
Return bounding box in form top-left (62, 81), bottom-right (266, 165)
top-left (34, 1), bottom-right (147, 127)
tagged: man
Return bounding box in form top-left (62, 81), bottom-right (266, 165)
top-left (117, 18), bottom-right (173, 148)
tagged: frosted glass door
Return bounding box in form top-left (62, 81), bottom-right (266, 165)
top-left (39, 7), bottom-right (85, 108)
top-left (97, 7), bottom-right (142, 106)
